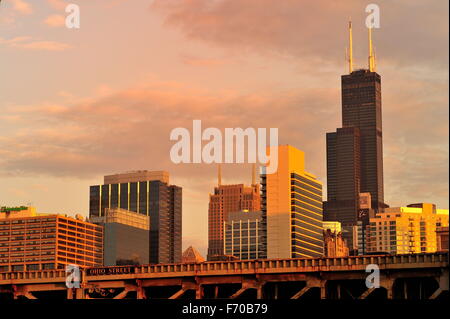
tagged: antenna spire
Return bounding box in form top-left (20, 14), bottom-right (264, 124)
top-left (252, 163), bottom-right (256, 185)
top-left (368, 26), bottom-right (376, 72)
top-left (348, 20), bottom-right (353, 73)
top-left (218, 164), bottom-right (222, 186)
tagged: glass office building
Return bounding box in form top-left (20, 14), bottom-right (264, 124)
top-left (224, 210), bottom-right (265, 260)
top-left (89, 171), bottom-right (182, 264)
top-left (90, 208), bottom-right (150, 266)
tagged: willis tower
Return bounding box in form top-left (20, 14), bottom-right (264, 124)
top-left (324, 22), bottom-right (387, 252)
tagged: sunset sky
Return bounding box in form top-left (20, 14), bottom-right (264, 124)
top-left (0, 0), bottom-right (448, 256)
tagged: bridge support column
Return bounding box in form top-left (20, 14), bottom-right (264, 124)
top-left (67, 288), bottom-right (74, 300)
top-left (358, 287), bottom-right (375, 299)
top-left (12, 285), bottom-right (37, 300)
top-left (230, 287), bottom-right (246, 299)
top-left (136, 280), bottom-right (146, 299)
top-left (75, 288), bottom-right (86, 300)
top-left (170, 281), bottom-right (196, 299)
top-left (169, 288), bottom-right (185, 299)
top-left (381, 276), bottom-right (394, 299)
top-left (320, 282), bottom-right (327, 299)
top-left (403, 281), bottom-right (408, 300)
top-left (291, 286), bottom-right (310, 299)
top-left (196, 284), bottom-right (204, 299)
top-left (301, 275), bottom-right (327, 299)
top-left (113, 288), bottom-right (130, 299)
top-left (214, 285), bottom-right (219, 299)
top-left (256, 285), bottom-right (263, 299)
top-left (230, 279), bottom-right (261, 299)
top-left (430, 268), bottom-right (449, 299)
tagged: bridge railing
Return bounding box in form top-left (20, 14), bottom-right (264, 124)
top-left (0, 269), bottom-right (66, 282)
top-left (1, 252), bottom-right (448, 283)
top-left (129, 252), bottom-right (448, 275)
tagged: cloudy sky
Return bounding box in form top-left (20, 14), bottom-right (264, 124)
top-left (0, 0), bottom-right (448, 256)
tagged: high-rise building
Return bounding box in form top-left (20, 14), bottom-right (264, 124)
top-left (207, 165), bottom-right (261, 261)
top-left (366, 203), bottom-right (449, 254)
top-left (324, 127), bottom-right (361, 224)
top-left (89, 170), bottom-right (182, 264)
top-left (90, 208), bottom-right (150, 266)
top-left (324, 23), bottom-right (386, 251)
top-left (224, 210), bottom-right (265, 260)
top-left (262, 145), bottom-right (323, 259)
top-left (0, 207), bottom-right (103, 272)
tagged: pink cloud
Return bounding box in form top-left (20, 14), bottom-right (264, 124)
top-left (181, 54), bottom-right (227, 67)
top-left (0, 81), bottom-right (337, 180)
top-left (10, 0), bottom-right (33, 15)
top-left (152, 0), bottom-right (448, 71)
top-left (0, 36), bottom-right (72, 51)
top-left (46, 0), bottom-right (66, 10)
top-left (43, 14), bottom-right (65, 27)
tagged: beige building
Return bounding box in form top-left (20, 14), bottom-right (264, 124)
top-left (367, 203), bottom-right (449, 254)
top-left (263, 145), bottom-right (323, 259)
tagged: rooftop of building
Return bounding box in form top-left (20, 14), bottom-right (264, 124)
top-left (182, 246), bottom-right (205, 263)
top-left (0, 206), bottom-right (98, 226)
top-left (103, 170), bottom-right (170, 184)
top-left (227, 210), bottom-right (263, 222)
top-left (380, 203), bottom-right (448, 216)
top-left (89, 208), bottom-right (150, 230)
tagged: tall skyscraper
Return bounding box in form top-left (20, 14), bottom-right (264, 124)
top-left (262, 145), bottom-right (323, 259)
top-left (207, 165), bottom-right (260, 260)
top-left (89, 170), bottom-right (182, 264)
top-left (324, 23), bottom-right (386, 251)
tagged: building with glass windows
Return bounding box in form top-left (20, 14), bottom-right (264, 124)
top-left (89, 170), bottom-right (182, 264)
top-left (262, 145), bottom-right (324, 259)
top-left (0, 206), bottom-right (103, 272)
top-left (324, 27), bottom-right (389, 255)
top-left (207, 166), bottom-right (261, 261)
top-left (436, 226), bottom-right (449, 252)
top-left (90, 208), bottom-right (150, 266)
top-left (366, 203), bottom-right (449, 254)
top-left (223, 210), bottom-right (265, 260)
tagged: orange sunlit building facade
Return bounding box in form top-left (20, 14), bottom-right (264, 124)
top-left (263, 145), bottom-right (324, 259)
top-left (0, 207), bottom-right (103, 272)
top-left (366, 203), bottom-right (449, 254)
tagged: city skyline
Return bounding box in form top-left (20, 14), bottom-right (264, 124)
top-left (0, 0), bottom-right (448, 257)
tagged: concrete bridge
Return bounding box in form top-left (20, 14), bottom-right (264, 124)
top-left (0, 252), bottom-right (448, 300)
